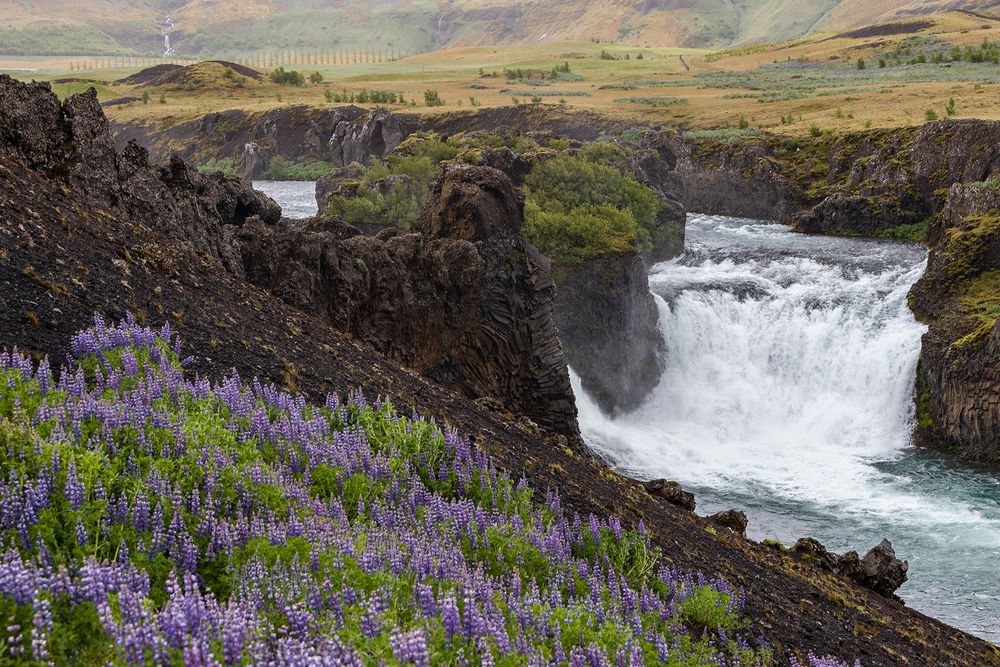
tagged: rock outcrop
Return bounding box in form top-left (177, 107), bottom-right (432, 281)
top-left (790, 538), bottom-right (909, 599)
top-left (328, 107), bottom-right (406, 168)
top-left (1, 75), bottom-right (578, 441)
top-left (233, 164), bottom-right (580, 440)
top-left (625, 133), bottom-right (687, 263)
top-left (554, 251), bottom-right (665, 416)
top-left (909, 182), bottom-right (1000, 459)
top-left (0, 75), bottom-right (280, 257)
top-left (668, 132), bottom-right (804, 221)
top-left (794, 120), bottom-right (1000, 235)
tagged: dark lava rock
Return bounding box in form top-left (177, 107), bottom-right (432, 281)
top-left (708, 509), bottom-right (748, 536)
top-left (315, 162), bottom-right (367, 212)
top-left (329, 107), bottom-right (405, 168)
top-left (0, 75), bottom-right (280, 259)
top-left (789, 537), bottom-right (908, 598)
top-left (625, 132), bottom-right (686, 262)
top-left (644, 479), bottom-right (696, 511)
top-left (909, 182), bottom-right (1000, 460)
top-left (233, 164), bottom-right (580, 441)
top-left (554, 251), bottom-right (665, 416)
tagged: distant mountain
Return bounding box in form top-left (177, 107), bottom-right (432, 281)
top-left (1, 0), bottom-right (998, 56)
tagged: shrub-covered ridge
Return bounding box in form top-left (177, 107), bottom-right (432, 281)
top-left (0, 316), bottom-right (857, 666)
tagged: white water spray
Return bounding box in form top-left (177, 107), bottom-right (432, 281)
top-left (575, 213), bottom-right (1000, 640)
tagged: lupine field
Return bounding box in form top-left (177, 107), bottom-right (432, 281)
top-left (0, 316), bottom-right (857, 666)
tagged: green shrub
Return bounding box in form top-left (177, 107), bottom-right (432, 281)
top-left (524, 155), bottom-right (661, 233)
top-left (268, 67), bottom-right (305, 86)
top-left (197, 158), bottom-right (240, 176)
top-left (309, 71), bottom-right (324, 84)
top-left (424, 89), bottom-right (445, 107)
top-left (524, 202), bottom-right (650, 267)
top-left (261, 156), bottom-right (336, 180)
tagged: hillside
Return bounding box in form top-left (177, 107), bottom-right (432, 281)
top-left (2, 0), bottom-right (998, 56)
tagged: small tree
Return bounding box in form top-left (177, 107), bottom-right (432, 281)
top-left (738, 115), bottom-right (749, 130)
top-left (925, 108), bottom-right (938, 122)
top-left (309, 71), bottom-right (324, 84)
top-left (856, 58), bottom-right (866, 70)
top-left (142, 90), bottom-right (150, 105)
top-left (809, 124), bottom-right (822, 137)
top-left (158, 93), bottom-right (166, 104)
top-left (531, 94), bottom-right (543, 105)
top-left (324, 90), bottom-right (334, 103)
top-left (946, 97), bottom-right (957, 116)
top-left (879, 58), bottom-right (887, 68)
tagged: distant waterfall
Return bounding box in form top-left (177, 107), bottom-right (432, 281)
top-left (162, 16), bottom-right (175, 57)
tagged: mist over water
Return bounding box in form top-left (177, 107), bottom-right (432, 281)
top-left (575, 214), bottom-right (1000, 643)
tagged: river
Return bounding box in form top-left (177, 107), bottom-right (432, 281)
top-left (256, 182), bottom-right (1000, 643)
top-left (253, 180), bottom-right (318, 219)
top-left (576, 213), bottom-right (1000, 643)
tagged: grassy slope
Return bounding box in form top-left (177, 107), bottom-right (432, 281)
top-left (2, 0), bottom-right (998, 57)
top-left (3, 10), bottom-right (993, 140)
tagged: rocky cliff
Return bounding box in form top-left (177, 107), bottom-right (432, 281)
top-left (910, 182), bottom-right (1000, 460)
top-left (0, 75), bottom-right (281, 253)
top-left (554, 252), bottom-right (665, 416)
top-left (3, 75), bottom-right (579, 441)
top-left (235, 164), bottom-right (580, 439)
top-left (670, 120), bottom-right (1000, 237)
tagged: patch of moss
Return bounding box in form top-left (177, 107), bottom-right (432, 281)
top-left (950, 270), bottom-right (1000, 348)
top-left (943, 214), bottom-right (1000, 281)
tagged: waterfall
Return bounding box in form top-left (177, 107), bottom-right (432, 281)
top-left (162, 16), bottom-right (175, 58)
top-left (574, 213), bottom-right (1000, 641)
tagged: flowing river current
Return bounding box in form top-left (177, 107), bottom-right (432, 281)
top-left (256, 183), bottom-right (1000, 643)
top-left (576, 213), bottom-right (1000, 643)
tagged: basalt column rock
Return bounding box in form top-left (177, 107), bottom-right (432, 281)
top-left (909, 183), bottom-right (1000, 459)
top-left (554, 251), bottom-right (665, 416)
top-left (234, 165), bottom-right (581, 441)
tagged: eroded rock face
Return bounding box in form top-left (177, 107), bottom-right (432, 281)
top-left (668, 133), bottom-right (803, 221)
top-left (0, 75), bottom-right (280, 258)
top-left (554, 252), bottom-right (665, 416)
top-left (794, 120), bottom-right (1000, 235)
top-left (234, 165), bottom-right (580, 440)
top-left (909, 183), bottom-right (1000, 459)
top-left (626, 133), bottom-right (686, 262)
top-left (329, 107), bottom-right (405, 168)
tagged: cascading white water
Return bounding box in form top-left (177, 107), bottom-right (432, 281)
top-left (575, 213), bottom-right (1000, 642)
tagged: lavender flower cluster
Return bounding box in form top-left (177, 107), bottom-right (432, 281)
top-left (0, 315), bottom-right (859, 666)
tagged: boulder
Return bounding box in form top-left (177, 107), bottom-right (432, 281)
top-left (315, 162), bottom-right (367, 212)
top-left (644, 479), bottom-right (696, 511)
top-left (708, 509), bottom-right (748, 536)
top-left (787, 536), bottom-right (908, 598)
